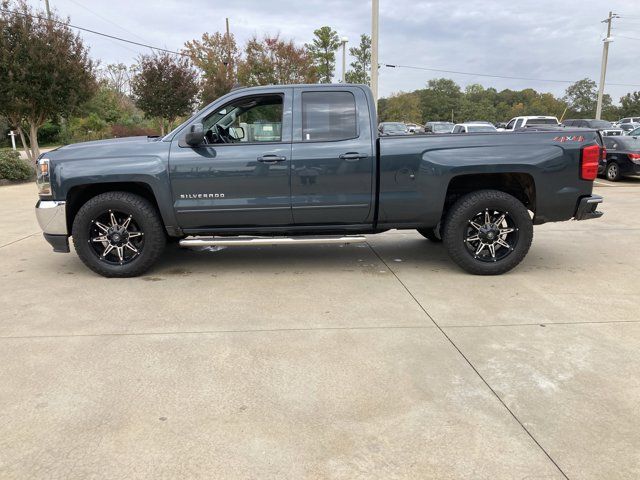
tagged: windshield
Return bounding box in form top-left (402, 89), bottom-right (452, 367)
top-left (467, 125), bottom-right (497, 133)
top-left (604, 136), bottom-right (640, 151)
top-left (527, 118), bottom-right (558, 125)
top-left (432, 123), bottom-right (454, 132)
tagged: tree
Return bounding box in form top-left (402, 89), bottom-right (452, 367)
top-left (238, 34), bottom-right (318, 86)
top-left (345, 34), bottom-right (371, 85)
top-left (306, 26), bottom-right (340, 83)
top-left (0, 0), bottom-right (96, 160)
top-left (619, 91), bottom-right (640, 118)
top-left (563, 78), bottom-right (611, 117)
top-left (131, 53), bottom-right (199, 135)
top-left (378, 91), bottom-right (422, 123)
top-left (184, 32), bottom-right (240, 105)
top-left (419, 78), bottom-right (462, 122)
top-left (100, 63), bottom-right (132, 98)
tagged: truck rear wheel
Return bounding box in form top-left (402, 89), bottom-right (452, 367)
top-left (72, 191), bottom-right (166, 277)
top-left (442, 190), bottom-right (533, 275)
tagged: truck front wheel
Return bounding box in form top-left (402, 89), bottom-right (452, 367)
top-left (442, 190), bottom-right (533, 275)
top-left (72, 191), bottom-right (166, 277)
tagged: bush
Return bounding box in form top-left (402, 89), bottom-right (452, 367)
top-left (0, 150), bottom-right (34, 181)
top-left (111, 124), bottom-right (159, 138)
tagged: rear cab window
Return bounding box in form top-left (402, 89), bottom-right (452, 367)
top-left (301, 91), bottom-right (357, 142)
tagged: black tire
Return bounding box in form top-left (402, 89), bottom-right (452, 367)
top-left (72, 191), bottom-right (166, 277)
top-left (442, 190), bottom-right (533, 275)
top-left (605, 162), bottom-right (621, 182)
top-left (417, 226), bottom-right (442, 242)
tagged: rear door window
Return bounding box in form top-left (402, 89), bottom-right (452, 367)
top-left (301, 91), bottom-right (357, 141)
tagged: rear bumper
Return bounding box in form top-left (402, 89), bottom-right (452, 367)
top-left (574, 195), bottom-right (604, 221)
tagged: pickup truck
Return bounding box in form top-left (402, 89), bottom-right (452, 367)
top-left (35, 84), bottom-right (604, 277)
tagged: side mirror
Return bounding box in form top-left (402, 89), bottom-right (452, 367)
top-left (185, 123), bottom-right (204, 146)
top-left (228, 126), bottom-right (245, 141)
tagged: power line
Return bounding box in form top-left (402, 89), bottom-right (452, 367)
top-left (0, 7), bottom-right (189, 57)
top-left (65, 0), bottom-right (149, 44)
top-left (381, 63), bottom-right (640, 88)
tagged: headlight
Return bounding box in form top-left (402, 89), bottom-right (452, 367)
top-left (36, 157), bottom-right (51, 196)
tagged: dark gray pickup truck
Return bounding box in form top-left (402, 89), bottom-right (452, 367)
top-left (35, 84), bottom-right (603, 277)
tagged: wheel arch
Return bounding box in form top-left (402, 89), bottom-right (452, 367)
top-left (444, 173), bottom-right (536, 215)
top-left (65, 182), bottom-right (171, 235)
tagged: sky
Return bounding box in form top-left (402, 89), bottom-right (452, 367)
top-left (24, 0), bottom-right (640, 103)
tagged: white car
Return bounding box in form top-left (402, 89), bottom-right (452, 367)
top-left (502, 116), bottom-right (559, 131)
top-left (451, 123), bottom-right (498, 133)
top-left (617, 117), bottom-right (640, 127)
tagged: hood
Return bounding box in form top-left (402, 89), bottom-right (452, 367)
top-left (46, 136), bottom-right (167, 163)
top-left (55, 136), bottom-right (160, 151)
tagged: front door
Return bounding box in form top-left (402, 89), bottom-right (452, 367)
top-left (169, 90), bottom-right (293, 229)
top-left (290, 87), bottom-right (375, 225)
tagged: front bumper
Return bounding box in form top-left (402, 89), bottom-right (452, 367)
top-left (35, 200), bottom-right (70, 253)
top-left (574, 195), bottom-right (604, 221)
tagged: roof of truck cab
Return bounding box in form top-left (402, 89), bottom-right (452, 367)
top-left (231, 83), bottom-right (368, 92)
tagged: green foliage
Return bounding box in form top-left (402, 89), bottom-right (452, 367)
top-left (619, 91), bottom-right (640, 118)
top-left (379, 92), bottom-right (422, 123)
top-left (238, 34), bottom-right (318, 86)
top-left (380, 78), bottom-right (574, 124)
top-left (0, 149), bottom-right (33, 181)
top-left (0, 0), bottom-right (96, 159)
top-left (306, 26), bottom-right (341, 83)
top-left (184, 32), bottom-right (240, 105)
top-left (37, 121), bottom-right (61, 145)
top-left (345, 34), bottom-right (371, 85)
top-left (563, 78), bottom-right (613, 118)
top-left (131, 53), bottom-right (199, 133)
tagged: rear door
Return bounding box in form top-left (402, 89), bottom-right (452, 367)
top-left (290, 87), bottom-right (375, 225)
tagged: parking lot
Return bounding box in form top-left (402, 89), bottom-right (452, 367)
top-left (1, 179), bottom-right (639, 479)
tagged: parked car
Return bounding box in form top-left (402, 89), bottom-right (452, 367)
top-left (627, 126), bottom-right (640, 137)
top-left (405, 123), bottom-right (424, 134)
top-left (617, 117), bottom-right (640, 126)
top-left (425, 121), bottom-right (455, 134)
top-left (378, 122), bottom-right (409, 135)
top-left (503, 116), bottom-right (559, 131)
top-left (562, 119), bottom-right (623, 136)
top-left (599, 136), bottom-right (640, 181)
top-left (35, 83), bottom-right (604, 278)
top-left (620, 123), bottom-right (640, 134)
top-left (451, 123), bottom-right (498, 133)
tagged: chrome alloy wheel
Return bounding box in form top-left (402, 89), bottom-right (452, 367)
top-left (88, 209), bottom-right (144, 265)
top-left (463, 208), bottom-right (518, 262)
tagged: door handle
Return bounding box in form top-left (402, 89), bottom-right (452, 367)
top-left (339, 152), bottom-right (368, 162)
top-left (257, 155), bottom-right (287, 163)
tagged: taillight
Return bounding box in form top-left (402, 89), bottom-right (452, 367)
top-left (580, 144), bottom-right (600, 181)
top-left (629, 153), bottom-right (640, 160)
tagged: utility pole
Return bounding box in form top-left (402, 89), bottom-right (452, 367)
top-left (371, 0), bottom-right (379, 108)
top-left (225, 18), bottom-right (232, 82)
top-left (340, 37), bottom-right (348, 82)
top-left (596, 11), bottom-right (618, 119)
top-left (44, 0), bottom-right (51, 19)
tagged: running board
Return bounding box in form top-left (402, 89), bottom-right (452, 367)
top-left (179, 235), bottom-right (367, 248)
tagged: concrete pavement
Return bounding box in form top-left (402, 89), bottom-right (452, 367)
top-left (0, 180), bottom-right (638, 479)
